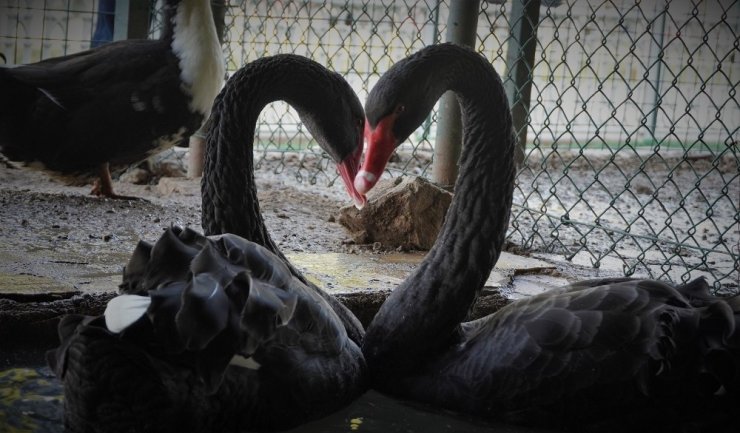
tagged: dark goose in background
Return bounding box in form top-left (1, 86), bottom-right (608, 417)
top-left (357, 43), bottom-right (739, 432)
top-left (0, 0), bottom-right (224, 198)
top-left (47, 55), bottom-right (368, 432)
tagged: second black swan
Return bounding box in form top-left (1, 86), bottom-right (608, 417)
top-left (357, 43), bottom-right (739, 432)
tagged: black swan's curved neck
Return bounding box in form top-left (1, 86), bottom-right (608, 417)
top-left (201, 55), bottom-right (366, 345)
top-left (364, 44), bottom-right (517, 374)
top-left (201, 55), bottom-right (336, 266)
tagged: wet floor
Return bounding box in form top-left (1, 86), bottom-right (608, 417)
top-left (0, 247), bottom-right (573, 299)
top-left (0, 365), bottom-right (560, 433)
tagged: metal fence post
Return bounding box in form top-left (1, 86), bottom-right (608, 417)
top-left (504, 0), bottom-right (540, 166)
top-left (432, 0), bottom-right (481, 189)
top-left (648, 7), bottom-right (667, 145)
top-left (113, 0), bottom-right (150, 40)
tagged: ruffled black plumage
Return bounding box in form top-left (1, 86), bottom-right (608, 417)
top-left (49, 226), bottom-right (366, 432)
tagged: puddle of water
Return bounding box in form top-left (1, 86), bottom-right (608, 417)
top-left (288, 252), bottom-right (414, 293)
top-left (287, 251), bottom-right (552, 294)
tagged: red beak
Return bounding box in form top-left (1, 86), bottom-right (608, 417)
top-left (337, 143), bottom-right (367, 209)
top-left (355, 115), bottom-right (398, 195)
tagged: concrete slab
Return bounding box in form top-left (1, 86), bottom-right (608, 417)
top-left (509, 274), bottom-right (572, 300)
top-left (533, 251), bottom-right (626, 274)
top-left (496, 253), bottom-right (555, 272)
top-left (0, 273), bottom-right (71, 296)
top-left (0, 248), bottom-right (127, 295)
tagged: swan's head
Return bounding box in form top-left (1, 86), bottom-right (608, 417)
top-left (356, 50), bottom-right (441, 195)
top-left (294, 68), bottom-right (367, 209)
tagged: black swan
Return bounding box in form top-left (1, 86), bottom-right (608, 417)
top-left (357, 43), bottom-right (739, 432)
top-left (201, 53), bottom-right (366, 343)
top-left (0, 0), bottom-right (224, 198)
top-left (47, 55), bottom-right (368, 431)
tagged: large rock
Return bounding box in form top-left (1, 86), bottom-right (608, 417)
top-left (338, 176), bottom-right (452, 249)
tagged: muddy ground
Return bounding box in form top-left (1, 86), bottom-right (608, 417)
top-left (1, 148), bottom-right (737, 303)
top-left (0, 154), bottom-right (355, 294)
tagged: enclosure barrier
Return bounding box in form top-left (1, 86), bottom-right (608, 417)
top-left (0, 0), bottom-right (737, 292)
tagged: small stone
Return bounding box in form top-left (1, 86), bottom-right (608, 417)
top-left (119, 168), bottom-right (151, 185)
top-left (103, 234), bottom-right (114, 242)
top-left (153, 161), bottom-right (186, 178)
top-left (337, 176), bottom-right (452, 250)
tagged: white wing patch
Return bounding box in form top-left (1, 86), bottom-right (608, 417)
top-left (104, 294), bottom-right (151, 333)
top-left (229, 355), bottom-right (262, 370)
top-left (171, 0), bottom-right (225, 116)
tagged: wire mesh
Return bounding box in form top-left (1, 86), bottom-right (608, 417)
top-left (0, 0), bottom-right (737, 292)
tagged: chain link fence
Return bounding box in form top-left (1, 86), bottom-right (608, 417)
top-left (1, 0), bottom-right (737, 292)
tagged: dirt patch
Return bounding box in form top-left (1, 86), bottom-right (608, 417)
top-left (0, 158), bottom-right (355, 295)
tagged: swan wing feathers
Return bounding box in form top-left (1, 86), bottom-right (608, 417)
top-left (142, 226), bottom-right (205, 290)
top-left (2, 40), bottom-right (171, 111)
top-left (120, 226), bottom-right (209, 292)
top-left (119, 239), bottom-right (153, 293)
top-left (54, 227), bottom-right (351, 392)
top-left (240, 278), bottom-right (299, 355)
top-left (47, 311), bottom-right (206, 432)
top-left (432, 278), bottom-right (738, 407)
